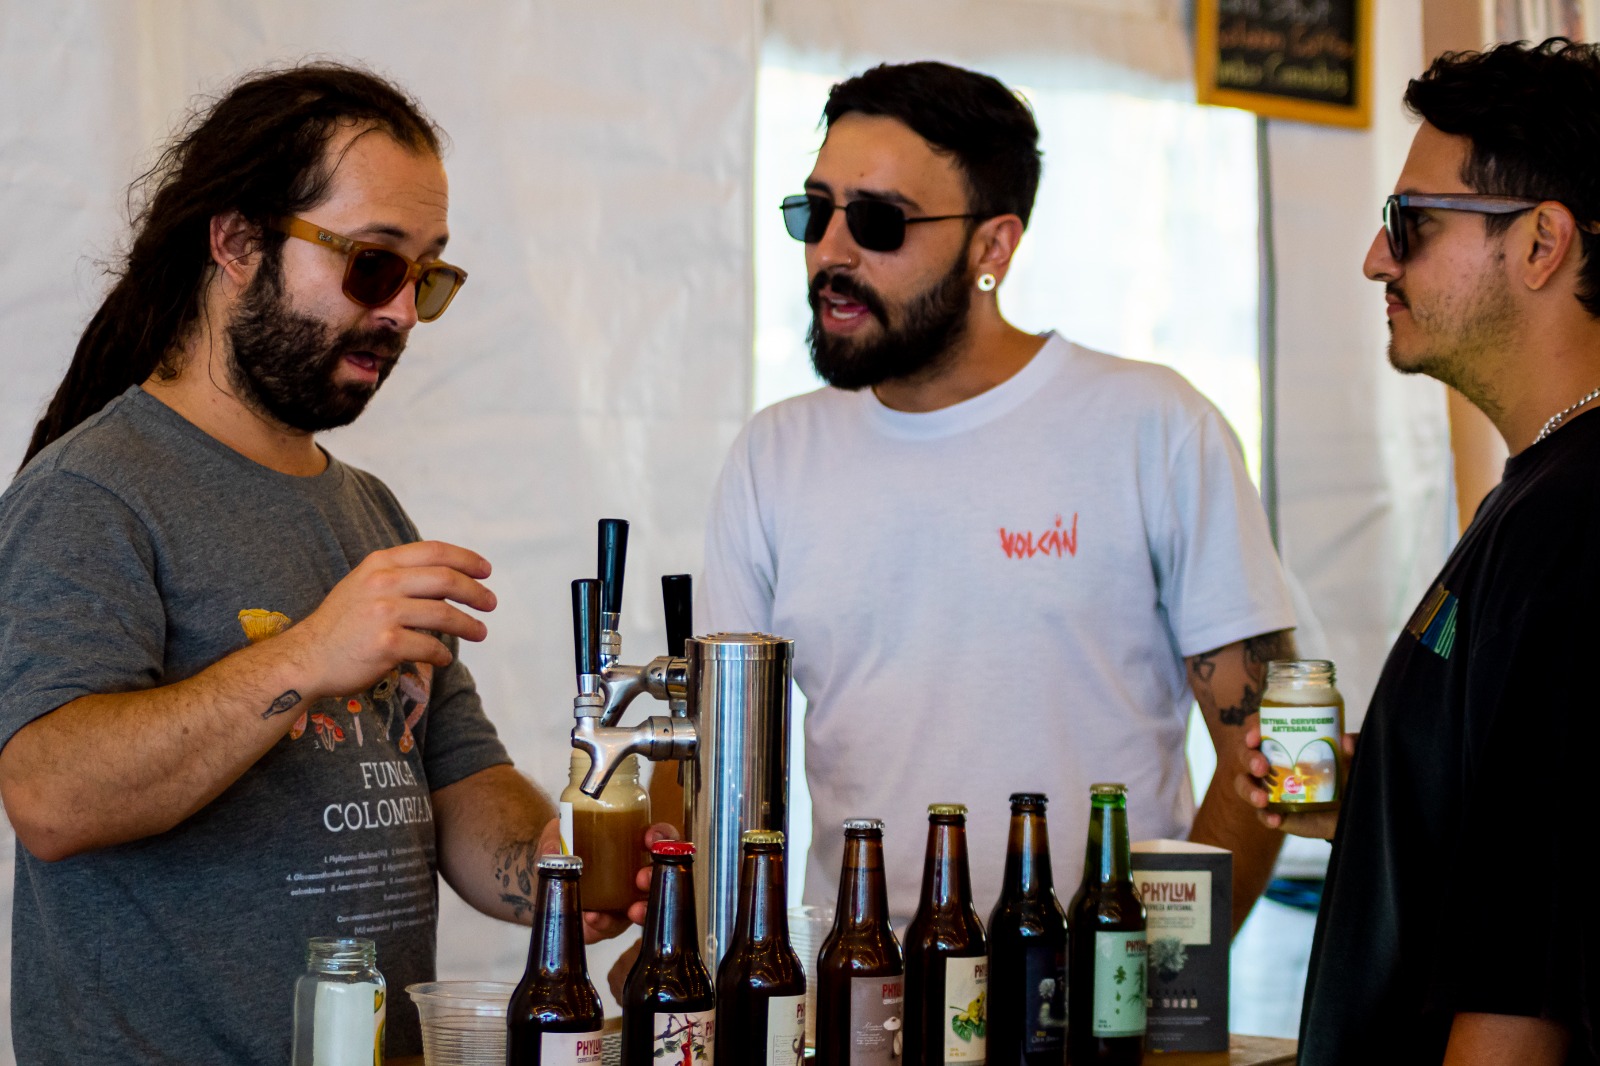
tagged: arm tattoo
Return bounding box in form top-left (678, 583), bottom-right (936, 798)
top-left (1244, 630), bottom-right (1298, 667)
top-left (261, 690), bottom-right (302, 720)
top-left (493, 840), bottom-right (541, 921)
top-left (1189, 629), bottom-right (1297, 726)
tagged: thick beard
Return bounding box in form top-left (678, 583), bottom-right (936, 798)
top-left (807, 253), bottom-right (972, 391)
top-left (225, 253), bottom-right (406, 433)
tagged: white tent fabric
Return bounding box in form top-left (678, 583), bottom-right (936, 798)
top-left (0, 0), bottom-right (1455, 1056)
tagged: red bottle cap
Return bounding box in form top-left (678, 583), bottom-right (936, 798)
top-left (650, 840), bottom-right (696, 857)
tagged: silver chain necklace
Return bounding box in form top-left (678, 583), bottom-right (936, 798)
top-left (1535, 386), bottom-right (1600, 444)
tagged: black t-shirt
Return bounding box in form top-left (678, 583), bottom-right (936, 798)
top-left (1300, 412), bottom-right (1600, 1064)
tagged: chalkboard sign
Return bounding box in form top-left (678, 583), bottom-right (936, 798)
top-left (1195, 0), bottom-right (1371, 128)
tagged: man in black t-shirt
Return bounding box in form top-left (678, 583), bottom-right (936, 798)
top-left (1237, 38), bottom-right (1600, 1066)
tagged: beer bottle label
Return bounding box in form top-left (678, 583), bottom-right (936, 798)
top-left (765, 994), bottom-right (806, 1066)
top-left (651, 1009), bottom-right (715, 1062)
top-left (941, 955), bottom-right (988, 1062)
top-left (847, 975), bottom-right (903, 1064)
top-left (1092, 931), bottom-right (1147, 1038)
top-left (1258, 703), bottom-right (1341, 804)
top-left (539, 1029), bottom-right (605, 1065)
top-left (1022, 942), bottom-right (1067, 1053)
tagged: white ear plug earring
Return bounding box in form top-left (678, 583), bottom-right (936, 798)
top-left (977, 273), bottom-right (997, 292)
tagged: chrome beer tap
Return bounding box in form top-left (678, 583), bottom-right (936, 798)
top-left (593, 520), bottom-right (692, 728)
top-left (568, 518), bottom-right (794, 973)
top-left (569, 576), bottom-right (696, 797)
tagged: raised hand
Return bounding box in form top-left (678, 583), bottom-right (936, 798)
top-left (280, 540), bottom-right (496, 701)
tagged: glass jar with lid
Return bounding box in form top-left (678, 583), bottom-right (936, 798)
top-left (1259, 659), bottom-right (1346, 814)
top-left (291, 936), bottom-right (385, 1066)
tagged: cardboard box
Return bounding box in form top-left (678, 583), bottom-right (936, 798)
top-left (1131, 840), bottom-right (1231, 1053)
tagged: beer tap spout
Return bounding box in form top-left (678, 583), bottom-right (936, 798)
top-left (571, 714), bottom-right (697, 797)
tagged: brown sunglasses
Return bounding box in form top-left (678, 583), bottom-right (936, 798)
top-left (273, 217), bottom-right (467, 322)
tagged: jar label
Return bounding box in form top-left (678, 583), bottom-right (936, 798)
top-left (1093, 931), bottom-right (1147, 1038)
top-left (847, 975), bottom-right (904, 1064)
top-left (765, 994), bottom-right (806, 1065)
top-left (558, 800), bottom-right (575, 853)
top-left (652, 1009), bottom-right (715, 1062)
top-left (1023, 942), bottom-right (1067, 1053)
top-left (1259, 704), bottom-right (1341, 804)
top-left (540, 1029), bottom-right (605, 1065)
top-left (310, 979), bottom-right (384, 1063)
top-left (942, 955), bottom-right (987, 1061)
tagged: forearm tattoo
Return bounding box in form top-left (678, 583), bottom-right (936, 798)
top-left (493, 840), bottom-right (541, 921)
top-left (1189, 630), bottom-right (1296, 726)
top-left (261, 690), bottom-right (302, 719)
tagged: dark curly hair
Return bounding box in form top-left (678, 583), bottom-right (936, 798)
top-left (21, 61), bottom-right (442, 470)
top-left (1405, 37), bottom-right (1600, 317)
top-left (823, 61), bottom-right (1042, 228)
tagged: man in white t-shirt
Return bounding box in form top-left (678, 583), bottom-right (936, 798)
top-left (692, 61), bottom-right (1296, 930)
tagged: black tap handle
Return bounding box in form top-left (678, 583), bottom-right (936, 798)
top-left (572, 578), bottom-right (602, 678)
top-left (598, 519), bottom-right (629, 615)
top-left (662, 574), bottom-right (693, 657)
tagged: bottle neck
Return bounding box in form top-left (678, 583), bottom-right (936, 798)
top-left (837, 832), bottom-right (892, 927)
top-left (1001, 809), bottom-right (1054, 897)
top-left (920, 819), bottom-right (974, 910)
top-left (1082, 801), bottom-right (1132, 886)
top-left (733, 846), bottom-right (790, 945)
top-left (529, 872), bottom-right (587, 977)
top-left (642, 858), bottom-right (699, 957)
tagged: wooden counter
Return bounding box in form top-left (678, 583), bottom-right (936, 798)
top-left (391, 1030), bottom-right (1295, 1065)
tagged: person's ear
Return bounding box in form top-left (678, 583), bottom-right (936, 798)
top-left (969, 214), bottom-right (1025, 289)
top-left (1520, 201), bottom-right (1582, 293)
top-left (209, 211), bottom-right (263, 290)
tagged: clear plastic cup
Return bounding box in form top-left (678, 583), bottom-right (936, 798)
top-left (406, 980), bottom-right (514, 1066)
top-left (787, 904), bottom-right (834, 1051)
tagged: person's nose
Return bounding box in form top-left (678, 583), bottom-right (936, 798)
top-left (1363, 228), bottom-right (1401, 283)
top-left (371, 278), bottom-right (420, 332)
top-left (810, 204), bottom-right (860, 272)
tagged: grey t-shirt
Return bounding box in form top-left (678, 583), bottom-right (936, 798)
top-left (0, 387), bottom-right (512, 1064)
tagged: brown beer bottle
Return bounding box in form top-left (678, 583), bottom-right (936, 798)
top-left (816, 818), bottom-right (904, 1066)
top-left (1066, 784), bottom-right (1147, 1064)
top-left (987, 793), bottom-right (1067, 1065)
top-left (904, 804), bottom-right (987, 1065)
top-left (508, 855), bottom-right (605, 1065)
top-left (715, 830), bottom-right (807, 1065)
top-left (622, 841), bottom-right (716, 1065)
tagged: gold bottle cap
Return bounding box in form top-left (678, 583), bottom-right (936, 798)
top-left (1089, 783), bottom-right (1128, 796)
top-left (741, 829), bottom-right (786, 846)
top-left (927, 803), bottom-right (968, 817)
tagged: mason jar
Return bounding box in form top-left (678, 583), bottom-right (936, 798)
top-left (291, 936), bottom-right (386, 1066)
top-left (1259, 659), bottom-right (1346, 814)
top-left (559, 751), bottom-right (651, 912)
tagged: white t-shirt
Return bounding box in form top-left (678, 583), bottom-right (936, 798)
top-left (699, 333), bottom-right (1296, 922)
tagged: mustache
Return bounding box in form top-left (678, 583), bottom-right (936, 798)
top-left (1385, 283), bottom-right (1409, 309)
top-left (338, 326), bottom-right (407, 363)
top-left (809, 269), bottom-right (889, 326)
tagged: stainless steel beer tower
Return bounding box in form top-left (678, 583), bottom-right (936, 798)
top-left (567, 519), bottom-right (792, 972)
top-left (679, 632), bottom-right (792, 968)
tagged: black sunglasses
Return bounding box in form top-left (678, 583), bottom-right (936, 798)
top-left (1381, 194), bottom-right (1541, 262)
top-left (780, 193), bottom-right (984, 252)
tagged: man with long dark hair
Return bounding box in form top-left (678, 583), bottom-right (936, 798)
top-left (0, 65), bottom-right (642, 1064)
top-left (692, 61), bottom-right (1297, 960)
top-left (1239, 38), bottom-right (1600, 1064)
